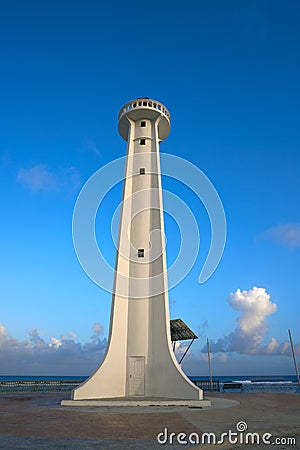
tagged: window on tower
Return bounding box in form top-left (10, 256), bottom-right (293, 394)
top-left (140, 121), bottom-right (146, 127)
top-left (138, 249), bottom-right (145, 258)
top-left (139, 168), bottom-right (146, 175)
top-left (140, 139), bottom-right (146, 145)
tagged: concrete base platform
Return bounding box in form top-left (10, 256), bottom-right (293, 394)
top-left (1, 392), bottom-right (300, 449)
top-left (61, 397), bottom-right (211, 408)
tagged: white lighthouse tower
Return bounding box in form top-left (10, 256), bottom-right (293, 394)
top-left (71, 98), bottom-right (204, 402)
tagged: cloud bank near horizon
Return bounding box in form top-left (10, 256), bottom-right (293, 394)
top-left (1, 287), bottom-right (299, 376)
top-left (0, 322), bottom-right (107, 375)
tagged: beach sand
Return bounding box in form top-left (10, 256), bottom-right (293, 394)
top-left (0, 392), bottom-right (299, 449)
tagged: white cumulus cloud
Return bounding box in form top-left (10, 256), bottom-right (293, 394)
top-left (228, 286), bottom-right (277, 346)
top-left (50, 337), bottom-right (62, 349)
top-left (205, 287), bottom-right (298, 356)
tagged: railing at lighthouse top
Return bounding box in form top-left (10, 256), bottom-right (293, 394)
top-left (118, 98), bottom-right (170, 122)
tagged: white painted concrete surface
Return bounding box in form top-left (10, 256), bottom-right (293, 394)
top-left (72, 99), bottom-right (203, 401)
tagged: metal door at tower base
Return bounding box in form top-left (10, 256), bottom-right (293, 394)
top-left (128, 356), bottom-right (145, 396)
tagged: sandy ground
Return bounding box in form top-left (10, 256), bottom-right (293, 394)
top-left (0, 392), bottom-right (299, 449)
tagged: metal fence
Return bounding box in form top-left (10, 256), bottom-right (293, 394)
top-left (0, 378), bottom-right (220, 393)
top-left (192, 379), bottom-right (220, 391)
top-left (0, 379), bottom-right (82, 393)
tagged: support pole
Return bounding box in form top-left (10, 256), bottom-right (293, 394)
top-left (288, 329), bottom-right (300, 389)
top-left (178, 339), bottom-right (194, 365)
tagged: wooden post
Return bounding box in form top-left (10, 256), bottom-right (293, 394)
top-left (207, 338), bottom-right (213, 392)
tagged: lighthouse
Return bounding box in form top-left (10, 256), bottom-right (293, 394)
top-left (71, 99), bottom-right (203, 401)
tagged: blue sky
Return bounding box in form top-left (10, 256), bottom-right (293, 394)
top-left (0, 0), bottom-right (300, 376)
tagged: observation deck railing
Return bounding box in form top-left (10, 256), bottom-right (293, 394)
top-left (118, 98), bottom-right (170, 122)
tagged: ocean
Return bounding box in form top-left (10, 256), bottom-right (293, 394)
top-left (0, 375), bottom-right (299, 393)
